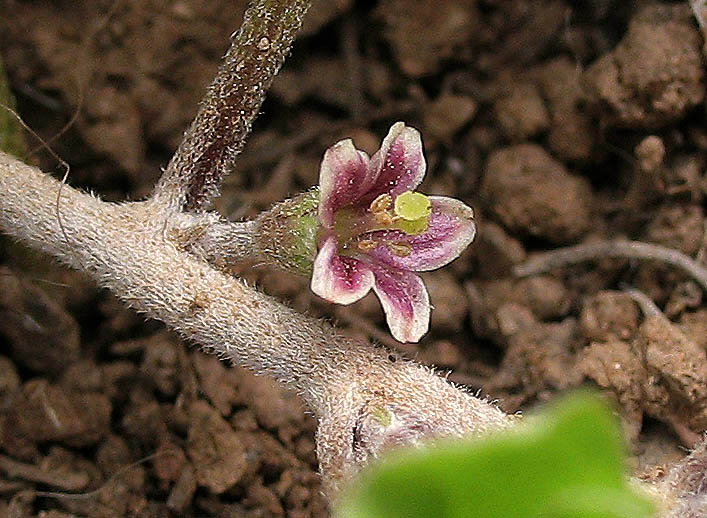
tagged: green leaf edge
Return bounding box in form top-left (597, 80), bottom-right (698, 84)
top-left (336, 391), bottom-right (656, 518)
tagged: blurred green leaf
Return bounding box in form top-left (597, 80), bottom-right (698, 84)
top-left (0, 54), bottom-right (26, 157)
top-left (336, 392), bottom-right (655, 518)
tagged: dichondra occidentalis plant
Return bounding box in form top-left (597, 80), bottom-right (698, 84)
top-left (0, 0), bottom-right (705, 514)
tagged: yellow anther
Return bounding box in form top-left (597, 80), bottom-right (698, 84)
top-left (369, 193), bottom-right (393, 214)
top-left (388, 242), bottom-right (412, 257)
top-left (374, 211), bottom-right (394, 227)
top-left (357, 239), bottom-right (379, 252)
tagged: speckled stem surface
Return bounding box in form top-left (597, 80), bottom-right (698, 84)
top-left (155, 0), bottom-right (311, 212)
top-left (0, 152), bottom-right (513, 497)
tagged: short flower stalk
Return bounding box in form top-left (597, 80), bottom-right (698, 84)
top-left (252, 122), bottom-right (477, 343)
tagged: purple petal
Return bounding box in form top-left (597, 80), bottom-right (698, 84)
top-left (318, 139), bottom-right (374, 227)
top-left (369, 264), bottom-right (430, 343)
top-left (361, 122), bottom-right (426, 205)
top-left (364, 196), bottom-right (476, 271)
top-left (311, 236), bottom-right (375, 305)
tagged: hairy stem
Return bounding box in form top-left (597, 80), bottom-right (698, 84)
top-left (0, 151), bottom-right (512, 497)
top-left (154, 0), bottom-right (311, 212)
top-left (513, 240), bottom-right (707, 292)
top-left (179, 219), bottom-right (258, 265)
top-left (0, 152), bottom-right (341, 409)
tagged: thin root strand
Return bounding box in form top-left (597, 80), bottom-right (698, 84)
top-left (513, 240), bottom-right (707, 293)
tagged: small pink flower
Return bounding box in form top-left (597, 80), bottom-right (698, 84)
top-left (311, 122), bottom-right (476, 343)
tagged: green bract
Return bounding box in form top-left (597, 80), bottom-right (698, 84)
top-left (336, 392), bottom-right (656, 518)
top-left (288, 188), bottom-right (320, 273)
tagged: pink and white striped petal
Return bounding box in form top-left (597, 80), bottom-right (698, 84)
top-left (318, 139), bottom-right (374, 228)
top-left (311, 235), bottom-right (375, 305)
top-left (370, 265), bottom-right (430, 343)
top-left (364, 196), bottom-right (476, 272)
top-left (362, 122), bottom-right (426, 205)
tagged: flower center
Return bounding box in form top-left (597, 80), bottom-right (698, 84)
top-left (333, 191), bottom-right (431, 257)
top-left (367, 191), bottom-right (430, 235)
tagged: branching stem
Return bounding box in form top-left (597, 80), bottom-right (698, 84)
top-left (0, 151), bottom-right (511, 497)
top-left (514, 240), bottom-right (707, 292)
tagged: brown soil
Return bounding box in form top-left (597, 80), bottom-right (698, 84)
top-left (1, 1), bottom-right (706, 516)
